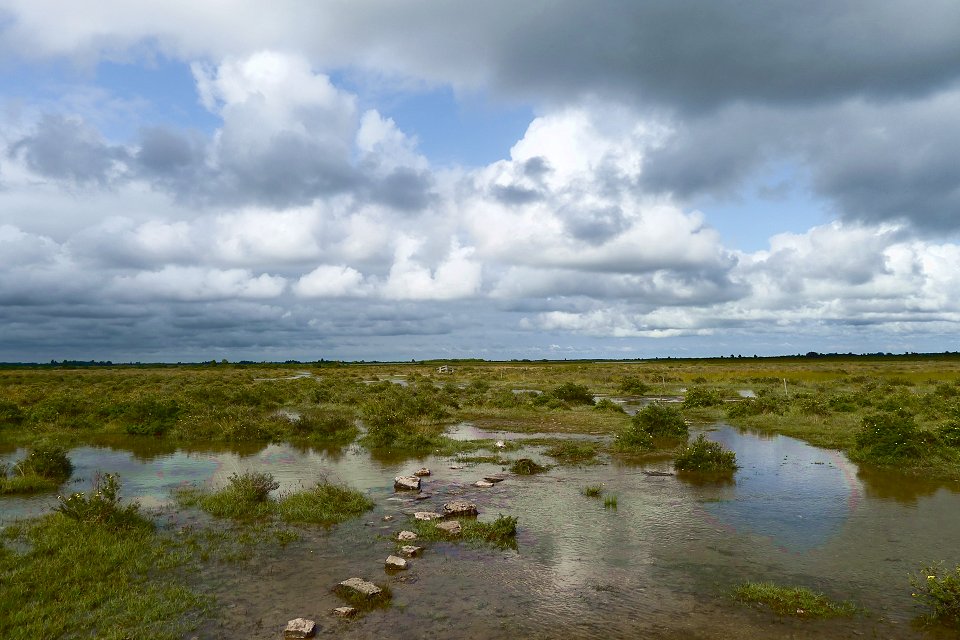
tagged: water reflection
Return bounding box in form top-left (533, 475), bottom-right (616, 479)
top-left (857, 467), bottom-right (960, 504)
top-left (697, 425), bottom-right (858, 553)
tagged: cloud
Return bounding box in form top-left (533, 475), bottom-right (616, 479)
top-left (110, 266), bottom-right (286, 302)
top-left (293, 265), bottom-right (368, 298)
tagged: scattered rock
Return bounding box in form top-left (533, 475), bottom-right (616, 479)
top-left (642, 470), bottom-right (674, 477)
top-left (442, 499), bottom-right (478, 517)
top-left (385, 555), bottom-right (408, 569)
top-left (414, 511), bottom-right (443, 521)
top-left (333, 606), bottom-right (356, 618)
top-left (394, 476), bottom-right (421, 491)
top-left (337, 577), bottom-right (382, 598)
top-left (284, 618), bottom-right (316, 639)
top-left (483, 475), bottom-right (505, 483)
top-left (414, 493), bottom-right (432, 501)
top-left (397, 530), bottom-right (418, 541)
top-left (400, 545), bottom-right (423, 557)
top-left (414, 467), bottom-right (431, 477)
top-left (495, 440), bottom-right (506, 448)
top-left (382, 515), bottom-right (395, 522)
top-left (449, 464), bottom-right (465, 470)
top-left (436, 520), bottom-right (462, 535)
top-left (473, 480), bottom-right (495, 488)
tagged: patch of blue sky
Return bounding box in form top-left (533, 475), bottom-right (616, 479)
top-left (332, 70), bottom-right (534, 167)
top-left (0, 55), bottom-right (219, 140)
top-left (696, 162), bottom-right (831, 253)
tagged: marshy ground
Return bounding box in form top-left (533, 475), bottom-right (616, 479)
top-left (2, 356), bottom-right (960, 638)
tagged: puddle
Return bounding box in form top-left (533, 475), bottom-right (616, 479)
top-left (3, 426), bottom-right (960, 638)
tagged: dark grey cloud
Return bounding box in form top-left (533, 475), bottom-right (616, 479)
top-left (8, 114), bottom-right (128, 184)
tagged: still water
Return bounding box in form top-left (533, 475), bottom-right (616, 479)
top-left (2, 424), bottom-right (959, 639)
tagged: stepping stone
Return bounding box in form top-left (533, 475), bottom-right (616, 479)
top-left (385, 555), bottom-right (408, 569)
top-left (333, 606), bottom-right (356, 618)
top-left (337, 577), bottom-right (382, 598)
top-left (449, 465), bottom-right (465, 470)
top-left (414, 511), bottom-right (443, 521)
top-left (284, 618), bottom-right (316, 639)
top-left (394, 476), bottom-right (421, 491)
top-left (397, 530), bottom-right (418, 541)
top-left (400, 545), bottom-right (423, 557)
top-left (483, 475), bottom-right (505, 483)
top-left (474, 480), bottom-right (494, 488)
top-left (414, 467), bottom-right (431, 477)
top-left (442, 499), bottom-right (478, 517)
top-left (436, 520), bottom-right (462, 535)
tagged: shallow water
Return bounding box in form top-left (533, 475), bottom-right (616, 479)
top-left (3, 425), bottom-right (960, 639)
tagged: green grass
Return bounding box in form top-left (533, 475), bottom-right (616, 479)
top-left (603, 495), bottom-right (618, 509)
top-left (582, 484), bottom-right (603, 497)
top-left (0, 515), bottom-right (206, 640)
top-left (542, 440), bottom-right (600, 464)
top-left (0, 473), bottom-right (60, 495)
top-left (911, 564), bottom-right (960, 626)
top-left (412, 514), bottom-right (519, 548)
top-left (733, 582), bottom-right (857, 618)
top-left (674, 434), bottom-right (738, 474)
top-left (176, 472), bottom-right (372, 525)
top-left (277, 482), bottom-right (374, 525)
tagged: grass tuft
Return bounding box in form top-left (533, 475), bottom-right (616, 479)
top-left (510, 458), bottom-right (548, 475)
top-left (733, 582), bottom-right (857, 618)
top-left (278, 482), bottom-right (374, 525)
top-left (543, 440), bottom-right (600, 464)
top-left (413, 514), bottom-right (518, 549)
top-left (582, 484), bottom-right (603, 497)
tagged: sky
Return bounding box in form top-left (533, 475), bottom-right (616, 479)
top-left (1, 1), bottom-right (960, 362)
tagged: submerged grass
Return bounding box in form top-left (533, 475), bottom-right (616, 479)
top-left (582, 484), bottom-right (603, 497)
top-left (412, 514), bottom-right (519, 549)
top-left (510, 458), bottom-right (549, 475)
top-left (542, 440), bottom-right (600, 464)
top-left (733, 582), bottom-right (857, 618)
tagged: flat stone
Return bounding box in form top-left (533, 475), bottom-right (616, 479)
top-left (397, 530), bottom-right (418, 541)
top-left (436, 520), bottom-right (462, 535)
top-left (413, 467), bottom-right (431, 477)
top-left (442, 499), bottom-right (478, 517)
top-left (385, 555), bottom-right (408, 569)
top-left (394, 476), bottom-right (421, 491)
top-left (483, 475), bottom-right (506, 483)
top-left (414, 511), bottom-right (443, 521)
top-left (284, 618), bottom-right (316, 639)
top-left (337, 577), bottom-right (382, 598)
top-left (414, 493), bottom-right (432, 501)
top-left (399, 545), bottom-right (423, 557)
top-left (333, 606), bottom-right (356, 618)
top-left (449, 464), bottom-right (465, 470)
top-left (642, 470), bottom-right (674, 477)
top-left (473, 480), bottom-right (495, 488)
top-left (382, 515), bottom-right (395, 522)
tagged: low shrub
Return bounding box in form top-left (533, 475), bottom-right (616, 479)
top-left (633, 403), bottom-right (687, 438)
top-left (682, 386), bottom-right (724, 409)
top-left (0, 399), bottom-right (24, 427)
top-left (674, 434), bottom-right (738, 474)
top-left (291, 408), bottom-right (357, 441)
top-left (733, 582), bottom-right (856, 618)
top-left (911, 563), bottom-right (960, 626)
top-left (54, 473), bottom-right (151, 531)
top-left (726, 395), bottom-right (786, 418)
top-left (582, 484), bottom-right (603, 497)
top-left (850, 409), bottom-right (928, 464)
top-left (617, 376), bottom-right (650, 395)
top-left (550, 383), bottom-right (595, 406)
top-left (178, 471), bottom-right (279, 520)
top-left (510, 458), bottom-right (548, 475)
top-left (593, 398), bottom-right (626, 413)
top-left (17, 444), bottom-right (73, 481)
top-left (937, 423), bottom-right (960, 448)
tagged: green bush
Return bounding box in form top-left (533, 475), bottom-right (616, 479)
top-left (937, 423), bottom-right (960, 448)
top-left (682, 386), bottom-right (724, 409)
top-left (633, 403), bottom-right (687, 438)
top-left (617, 376), bottom-right (650, 395)
top-left (726, 395), bottom-right (786, 418)
top-left (594, 398), bottom-right (626, 413)
top-left (550, 383), bottom-right (595, 405)
top-left (851, 409), bottom-right (928, 464)
top-left (0, 399), bottom-right (24, 427)
top-left (54, 473), bottom-right (150, 531)
top-left (510, 458), bottom-right (548, 475)
top-left (17, 444), bottom-right (73, 481)
top-left (674, 434), bottom-right (738, 474)
top-left (123, 396), bottom-right (181, 436)
top-left (291, 408), bottom-right (357, 441)
top-left (911, 564), bottom-right (960, 626)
